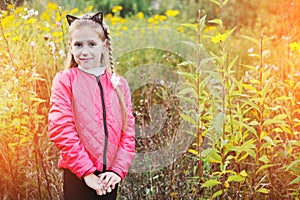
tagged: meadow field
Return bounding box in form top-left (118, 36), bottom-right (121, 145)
top-left (0, 0), bottom-right (300, 199)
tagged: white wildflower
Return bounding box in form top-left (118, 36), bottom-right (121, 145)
top-left (247, 48), bottom-right (254, 53)
top-left (30, 41), bottom-right (35, 47)
top-left (59, 49), bottom-right (66, 58)
top-left (47, 41), bottom-right (56, 54)
top-left (110, 73), bottom-right (121, 89)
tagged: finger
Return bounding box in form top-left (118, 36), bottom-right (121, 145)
top-left (96, 188), bottom-right (102, 196)
top-left (110, 184), bottom-right (115, 190)
top-left (108, 177), bottom-right (119, 187)
top-left (105, 175), bottom-right (117, 187)
top-left (96, 187), bottom-right (105, 196)
top-left (106, 187), bottom-right (112, 193)
top-left (97, 173), bottom-right (106, 185)
top-left (96, 190), bottom-right (101, 196)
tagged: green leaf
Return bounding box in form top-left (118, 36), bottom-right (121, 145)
top-left (176, 71), bottom-right (197, 82)
top-left (259, 155), bottom-right (270, 164)
top-left (239, 121), bottom-right (257, 135)
top-left (200, 57), bottom-right (216, 68)
top-left (212, 190), bottom-right (223, 198)
top-left (247, 149), bottom-right (256, 159)
top-left (274, 114), bottom-right (288, 120)
top-left (180, 23), bottom-right (197, 31)
top-left (208, 19), bottom-right (223, 27)
top-left (263, 136), bottom-right (275, 146)
top-left (289, 176), bottom-right (300, 185)
top-left (208, 0), bottom-right (221, 7)
top-left (257, 188), bottom-right (269, 194)
top-left (262, 77), bottom-right (274, 96)
top-left (256, 164), bottom-right (277, 174)
top-left (239, 99), bottom-right (261, 113)
top-left (222, 0), bottom-right (230, 6)
top-left (180, 40), bottom-right (197, 50)
top-left (180, 113), bottom-right (197, 126)
top-left (286, 159), bottom-right (300, 171)
top-left (30, 97), bottom-right (46, 103)
top-left (212, 112), bottom-right (225, 135)
top-left (227, 56), bottom-right (239, 72)
top-left (210, 151), bottom-right (222, 163)
top-left (241, 35), bottom-right (260, 46)
top-left (240, 170), bottom-right (248, 177)
top-left (176, 87), bottom-right (196, 97)
top-left (202, 179), bottom-right (220, 187)
top-left (188, 149), bottom-right (199, 156)
top-left (199, 15), bottom-right (207, 29)
top-left (202, 148), bottom-right (222, 163)
top-left (178, 60), bottom-right (195, 66)
top-left (227, 174), bottom-right (246, 182)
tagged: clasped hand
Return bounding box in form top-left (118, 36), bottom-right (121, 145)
top-left (83, 172), bottom-right (121, 196)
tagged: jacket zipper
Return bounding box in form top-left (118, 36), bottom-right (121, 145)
top-left (96, 76), bottom-right (108, 172)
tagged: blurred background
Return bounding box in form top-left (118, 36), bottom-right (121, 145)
top-left (0, 0), bottom-right (300, 199)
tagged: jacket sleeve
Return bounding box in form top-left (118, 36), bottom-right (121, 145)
top-left (111, 79), bottom-right (135, 179)
top-left (48, 71), bottom-right (96, 178)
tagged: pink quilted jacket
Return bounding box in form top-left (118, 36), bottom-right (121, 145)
top-left (48, 67), bottom-right (135, 179)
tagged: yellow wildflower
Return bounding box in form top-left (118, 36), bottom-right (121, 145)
top-left (1, 11), bottom-right (8, 18)
top-left (177, 26), bottom-right (184, 33)
top-left (52, 32), bottom-right (63, 37)
top-left (147, 17), bottom-right (158, 25)
top-left (1, 15), bottom-right (15, 29)
top-left (112, 6), bottom-right (123, 13)
top-left (15, 7), bottom-right (26, 15)
top-left (153, 14), bottom-right (160, 20)
top-left (55, 13), bottom-right (61, 22)
top-left (159, 15), bottom-right (167, 21)
top-left (4, 33), bottom-right (12, 38)
top-left (41, 26), bottom-right (51, 32)
top-left (105, 13), bottom-right (113, 19)
top-left (111, 16), bottom-right (122, 25)
top-left (165, 9), bottom-right (179, 17)
top-left (84, 5), bottom-right (94, 12)
top-left (211, 32), bottom-right (227, 44)
top-left (289, 41), bottom-right (300, 52)
top-left (41, 12), bottom-right (51, 21)
top-left (137, 12), bottom-right (144, 19)
top-left (205, 26), bottom-right (217, 32)
top-left (147, 17), bottom-right (154, 23)
top-left (25, 18), bottom-right (37, 25)
top-left (7, 4), bottom-right (14, 11)
top-left (69, 8), bottom-right (79, 15)
top-left (122, 26), bottom-right (128, 31)
top-left (47, 2), bottom-right (58, 11)
top-left (12, 36), bottom-right (20, 41)
top-left (120, 18), bottom-right (127, 23)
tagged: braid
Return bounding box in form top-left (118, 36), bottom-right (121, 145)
top-left (102, 22), bottom-right (114, 73)
top-left (102, 21), bottom-right (128, 131)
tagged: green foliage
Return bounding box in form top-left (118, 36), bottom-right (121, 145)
top-left (1, 0), bottom-right (300, 199)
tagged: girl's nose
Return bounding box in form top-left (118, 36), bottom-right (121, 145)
top-left (81, 49), bottom-right (88, 56)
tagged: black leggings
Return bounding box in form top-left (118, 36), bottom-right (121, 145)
top-left (63, 169), bottom-right (118, 200)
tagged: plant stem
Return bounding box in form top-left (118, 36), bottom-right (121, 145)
top-left (196, 9), bottom-right (203, 198)
top-left (0, 20), bottom-right (16, 70)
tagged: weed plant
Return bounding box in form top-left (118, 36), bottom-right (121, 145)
top-left (0, 0), bottom-right (300, 199)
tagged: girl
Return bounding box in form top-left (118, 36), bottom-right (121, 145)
top-left (48, 11), bottom-right (135, 200)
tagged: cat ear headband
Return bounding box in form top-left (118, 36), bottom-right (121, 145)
top-left (66, 11), bottom-right (108, 38)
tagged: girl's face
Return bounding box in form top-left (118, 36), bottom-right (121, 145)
top-left (70, 26), bottom-right (106, 69)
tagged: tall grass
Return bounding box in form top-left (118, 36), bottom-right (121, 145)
top-left (0, 0), bottom-right (300, 199)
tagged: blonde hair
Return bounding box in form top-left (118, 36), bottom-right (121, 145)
top-left (66, 13), bottom-right (128, 131)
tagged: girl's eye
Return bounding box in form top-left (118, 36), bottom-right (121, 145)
top-left (89, 42), bottom-right (97, 47)
top-left (74, 42), bottom-right (82, 47)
